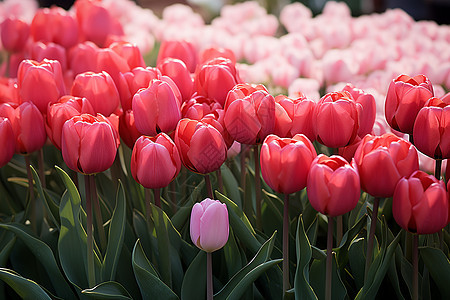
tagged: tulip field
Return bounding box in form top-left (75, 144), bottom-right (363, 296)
top-left (1, 0), bottom-right (450, 299)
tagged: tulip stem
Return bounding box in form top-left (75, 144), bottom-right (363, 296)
top-left (254, 145), bottom-right (262, 231)
top-left (413, 234), bottom-right (419, 300)
top-left (25, 155), bottom-right (36, 233)
top-left (326, 216), bottom-right (333, 300)
top-left (38, 148), bottom-right (46, 189)
top-left (90, 175), bottom-right (106, 253)
top-left (205, 174), bottom-right (213, 199)
top-left (435, 159), bottom-right (442, 180)
top-left (216, 168), bottom-right (224, 193)
top-left (365, 197), bottom-right (380, 280)
top-left (145, 188), bottom-right (152, 223)
top-left (154, 188), bottom-right (161, 208)
top-left (283, 193), bottom-right (290, 295)
top-left (84, 175), bottom-right (95, 287)
top-left (240, 145), bottom-right (247, 190)
top-left (207, 251), bottom-right (213, 300)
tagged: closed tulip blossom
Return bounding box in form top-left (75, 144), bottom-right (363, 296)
top-left (119, 109), bottom-right (142, 149)
top-left (157, 40), bottom-right (198, 73)
top-left (0, 117), bottom-right (16, 167)
top-left (224, 83), bottom-right (275, 145)
top-left (313, 91), bottom-right (359, 148)
top-left (393, 170), bottom-right (448, 234)
top-left (307, 154), bottom-right (360, 217)
top-left (413, 96), bottom-right (450, 159)
top-left (61, 113), bottom-right (119, 175)
top-left (174, 118), bottom-right (227, 174)
top-left (260, 134), bottom-right (317, 194)
top-left (131, 133), bottom-right (181, 189)
top-left (158, 58), bottom-right (193, 102)
top-left (190, 198), bottom-right (229, 252)
top-left (1, 17), bottom-right (30, 53)
top-left (132, 77), bottom-right (182, 136)
top-left (353, 133), bottom-right (419, 198)
top-left (385, 74), bottom-right (434, 134)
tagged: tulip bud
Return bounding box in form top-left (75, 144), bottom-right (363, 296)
top-left (260, 134), bottom-right (317, 194)
top-left (119, 109), bottom-right (142, 149)
top-left (0, 117), bottom-right (16, 167)
top-left (157, 40), bottom-right (198, 73)
top-left (190, 198), bottom-right (229, 252)
top-left (158, 58), bottom-right (193, 102)
top-left (307, 155), bottom-right (360, 217)
top-left (1, 17), bottom-right (30, 53)
top-left (393, 170), bottom-right (448, 234)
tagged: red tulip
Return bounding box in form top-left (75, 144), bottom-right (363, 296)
top-left (313, 91), bottom-right (359, 148)
top-left (413, 97), bottom-right (450, 159)
top-left (119, 109), bottom-right (141, 149)
top-left (132, 77), bottom-right (181, 136)
top-left (46, 95), bottom-right (95, 150)
top-left (96, 47), bottom-right (130, 86)
top-left (353, 133), bottom-right (419, 198)
top-left (194, 57), bottom-right (241, 107)
top-left (385, 74), bottom-right (434, 134)
top-left (30, 42), bottom-right (67, 72)
top-left (131, 133), bottom-right (181, 189)
top-left (0, 117), bottom-right (16, 167)
top-left (156, 40), bottom-right (197, 73)
top-left (260, 134), bottom-right (317, 194)
top-left (17, 59), bottom-right (66, 114)
top-left (224, 83), bottom-right (275, 145)
top-left (0, 102), bottom-right (47, 154)
top-left (110, 41), bottom-right (145, 70)
top-left (200, 47), bottom-right (236, 64)
top-left (307, 154), bottom-right (360, 217)
top-left (342, 83), bottom-right (376, 137)
top-left (1, 17), bottom-right (30, 53)
top-left (71, 71), bottom-right (120, 116)
top-left (181, 94), bottom-right (222, 120)
top-left (0, 77), bottom-right (19, 105)
top-left (393, 170), bottom-right (448, 234)
top-left (61, 113), bottom-right (119, 174)
top-left (158, 58), bottom-right (193, 102)
top-left (67, 41), bottom-right (99, 76)
top-left (174, 118), bottom-right (227, 174)
top-left (274, 94), bottom-right (316, 141)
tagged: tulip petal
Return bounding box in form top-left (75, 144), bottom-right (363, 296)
top-left (199, 202), bottom-right (229, 252)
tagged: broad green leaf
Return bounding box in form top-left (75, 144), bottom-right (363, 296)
top-left (151, 204), bottom-right (172, 288)
top-left (348, 238), bottom-right (365, 290)
top-left (420, 246), bottom-right (450, 299)
top-left (310, 254), bottom-right (347, 300)
top-left (335, 214), bottom-right (367, 268)
top-left (102, 182), bottom-right (126, 281)
top-left (0, 268), bottom-right (51, 300)
top-left (0, 235), bottom-right (15, 266)
top-left (294, 216), bottom-right (318, 300)
top-left (215, 231), bottom-right (277, 300)
top-left (220, 164), bottom-right (242, 208)
top-left (181, 250), bottom-right (206, 300)
top-left (223, 227), bottom-right (244, 278)
top-left (82, 281), bottom-right (132, 300)
top-left (31, 166), bottom-right (60, 229)
top-left (132, 240), bottom-right (178, 300)
top-left (0, 223), bottom-right (75, 299)
top-left (171, 180), bottom-right (203, 231)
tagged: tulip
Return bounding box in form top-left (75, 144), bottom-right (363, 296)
top-left (157, 40), bottom-right (198, 73)
top-left (61, 113), bottom-right (119, 175)
top-left (174, 118), bottom-right (227, 174)
top-left (393, 170), bottom-right (448, 234)
top-left (17, 59), bottom-right (66, 114)
top-left (46, 95), bottom-right (95, 150)
top-left (0, 102), bottom-right (47, 155)
top-left (30, 42), bottom-right (67, 72)
top-left (260, 134), bottom-right (317, 194)
top-left (67, 41), bottom-right (99, 76)
top-left (158, 58), bottom-right (193, 102)
top-left (96, 47), bottom-right (130, 86)
top-left (181, 94), bottom-right (222, 120)
top-left (200, 47), bottom-right (236, 64)
top-left (385, 74), bottom-right (434, 134)
top-left (413, 97), bottom-right (450, 159)
top-left (0, 78), bottom-right (20, 105)
top-left (132, 77), bottom-right (182, 136)
top-left (119, 109), bottom-right (142, 149)
top-left (190, 198), bottom-right (229, 253)
top-left (110, 41), bottom-right (145, 70)
top-left (1, 17), bottom-right (30, 53)
top-left (71, 71), bottom-right (120, 116)
top-left (194, 57), bottom-right (241, 107)
top-left (353, 133), bottom-right (419, 198)
top-left (131, 133), bottom-right (181, 189)
top-left (313, 91), bottom-right (359, 148)
top-left (224, 83), bottom-right (275, 145)
top-left (0, 117), bottom-right (16, 167)
top-left (307, 154), bottom-right (360, 217)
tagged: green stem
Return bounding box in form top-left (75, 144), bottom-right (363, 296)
top-left (38, 148), bottom-right (46, 189)
top-left (205, 174), bottom-right (213, 199)
top-left (435, 159), bottom-right (442, 180)
top-left (216, 168), bottom-right (224, 194)
top-left (25, 155), bottom-right (36, 233)
top-left (85, 175), bottom-right (95, 287)
top-left (283, 193), bottom-right (290, 295)
top-left (413, 234), bottom-right (419, 300)
top-left (154, 188), bottom-right (161, 208)
top-left (207, 251), bottom-right (213, 300)
top-left (365, 197), bottom-right (380, 280)
top-left (326, 216), bottom-right (333, 300)
top-left (254, 145), bottom-right (262, 231)
top-left (90, 175), bottom-right (106, 253)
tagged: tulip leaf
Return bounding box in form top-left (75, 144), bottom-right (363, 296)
top-left (82, 281), bottom-right (132, 299)
top-left (220, 164), bottom-right (242, 208)
top-left (223, 227), bottom-right (244, 279)
top-left (348, 238), bottom-right (366, 290)
top-left (0, 267), bottom-right (51, 300)
top-left (181, 250), bottom-right (206, 300)
top-left (0, 223), bottom-right (76, 299)
top-left (420, 246), bottom-right (450, 299)
top-left (335, 214), bottom-right (367, 268)
top-left (171, 180), bottom-right (203, 231)
top-left (215, 231), bottom-right (278, 300)
top-left (132, 240), bottom-right (178, 300)
top-left (0, 235), bottom-right (16, 266)
top-left (102, 182), bottom-right (126, 281)
top-left (310, 255), bottom-right (346, 300)
top-left (150, 204), bottom-right (172, 288)
top-left (294, 215), bottom-right (318, 300)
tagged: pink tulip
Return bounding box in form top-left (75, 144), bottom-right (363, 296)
top-left (190, 198), bottom-right (229, 252)
top-left (158, 58), bottom-right (193, 102)
top-left (119, 109), bottom-right (142, 149)
top-left (0, 117), bottom-right (16, 167)
top-left (67, 41), bottom-right (99, 76)
top-left (1, 17), bottom-right (30, 53)
top-left (156, 40), bottom-right (198, 73)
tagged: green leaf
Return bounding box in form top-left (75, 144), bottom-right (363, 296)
top-left (0, 223), bottom-right (75, 299)
top-left (82, 281), bottom-right (132, 300)
top-left (215, 231), bottom-right (278, 300)
top-left (220, 164), bottom-right (242, 208)
top-left (151, 204), bottom-right (172, 287)
top-left (132, 240), bottom-right (178, 300)
top-left (102, 182), bottom-right (126, 281)
top-left (181, 250), bottom-right (206, 300)
top-left (0, 235), bottom-right (16, 266)
top-left (31, 166), bottom-right (60, 229)
top-left (420, 246), bottom-right (450, 299)
top-left (310, 254), bottom-right (347, 300)
top-left (348, 238), bottom-right (365, 290)
top-left (335, 214), bottom-right (367, 268)
top-left (0, 268), bottom-right (51, 300)
top-left (294, 215), bottom-right (318, 300)
top-left (171, 180), bottom-right (203, 231)
top-left (223, 228), bottom-right (244, 278)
